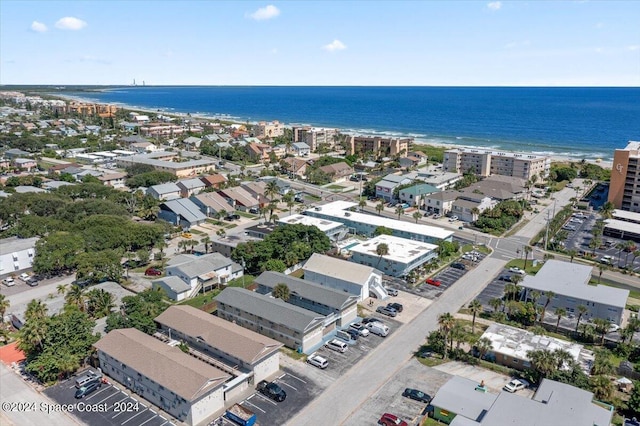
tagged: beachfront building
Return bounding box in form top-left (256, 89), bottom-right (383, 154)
top-left (608, 141), bottom-right (640, 213)
top-left (277, 214), bottom-right (348, 241)
top-left (292, 126), bottom-right (339, 152)
top-left (254, 271), bottom-right (359, 327)
top-left (115, 152), bottom-right (216, 178)
top-left (215, 287), bottom-right (326, 353)
top-left (519, 260), bottom-right (628, 325)
top-left (347, 235), bottom-right (438, 278)
top-left (443, 148), bottom-right (550, 180)
top-left (303, 253), bottom-right (388, 300)
top-left (253, 120), bottom-right (284, 139)
top-left (603, 209), bottom-right (640, 243)
top-left (480, 323), bottom-right (594, 373)
top-left (346, 135), bottom-right (411, 158)
top-left (305, 200), bottom-right (454, 244)
top-left (93, 328), bottom-right (230, 426)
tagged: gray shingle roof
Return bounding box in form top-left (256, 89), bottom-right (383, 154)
top-left (155, 306), bottom-right (282, 365)
top-left (153, 276), bottom-right (191, 293)
top-left (216, 288), bottom-right (326, 334)
top-left (161, 198), bottom-right (207, 223)
top-left (255, 271), bottom-right (358, 311)
top-left (430, 376), bottom-right (498, 422)
top-left (149, 182), bottom-right (181, 195)
top-left (93, 328), bottom-right (229, 401)
top-left (169, 253), bottom-right (235, 279)
top-left (303, 253), bottom-right (378, 286)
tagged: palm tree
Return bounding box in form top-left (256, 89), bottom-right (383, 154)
top-left (527, 349), bottom-right (558, 381)
top-left (359, 199), bottom-right (367, 211)
top-left (438, 313), bottom-right (455, 358)
top-left (375, 243), bottom-right (389, 267)
top-left (528, 325), bottom-right (546, 336)
top-left (265, 180), bottom-right (279, 202)
top-left (468, 300), bottom-right (482, 334)
top-left (589, 375), bottom-right (614, 402)
top-left (0, 294), bottom-right (9, 323)
top-left (475, 336), bottom-right (493, 360)
top-left (86, 289), bottom-right (115, 319)
top-left (541, 291), bottom-right (555, 324)
top-left (600, 201), bottom-right (615, 220)
top-left (631, 250), bottom-right (640, 269)
top-left (273, 283), bottom-right (290, 301)
top-left (18, 318), bottom-right (48, 353)
top-left (56, 284), bottom-right (68, 295)
top-left (553, 348), bottom-right (573, 370)
top-left (575, 305), bottom-right (588, 333)
top-left (554, 307), bottom-right (566, 332)
top-left (65, 284), bottom-right (86, 312)
top-left (25, 299), bottom-right (48, 322)
top-left (283, 193), bottom-right (295, 215)
top-left (395, 205), bottom-right (405, 219)
top-left (597, 264), bottom-right (606, 283)
top-left (592, 318), bottom-right (609, 345)
top-left (523, 245), bottom-right (532, 270)
top-left (412, 211), bottom-right (422, 223)
top-left (376, 201), bottom-right (385, 216)
top-left (567, 249), bottom-right (577, 263)
top-left (623, 241), bottom-right (637, 268)
top-left (489, 297), bottom-right (503, 313)
top-left (591, 349), bottom-right (615, 376)
top-left (201, 236), bottom-right (211, 253)
top-left (504, 283), bottom-right (518, 301)
top-left (529, 290), bottom-right (541, 305)
top-left (450, 322), bottom-right (466, 351)
top-left (616, 242), bottom-right (626, 268)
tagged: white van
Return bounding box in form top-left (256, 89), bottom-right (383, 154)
top-left (325, 339), bottom-right (348, 353)
top-left (366, 322), bottom-right (389, 337)
top-left (75, 370), bottom-right (102, 388)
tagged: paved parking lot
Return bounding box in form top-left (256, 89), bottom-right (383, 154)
top-left (211, 369), bottom-right (320, 426)
top-left (44, 377), bottom-right (173, 426)
top-left (475, 271), bottom-right (512, 310)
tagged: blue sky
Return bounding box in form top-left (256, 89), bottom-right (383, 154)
top-left (1, 1), bottom-right (638, 86)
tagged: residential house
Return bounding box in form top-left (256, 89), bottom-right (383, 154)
top-left (240, 181), bottom-right (268, 203)
top-left (41, 181), bottom-right (74, 191)
top-left (302, 253), bottom-right (388, 300)
top-left (280, 157), bottom-right (308, 178)
top-left (98, 172), bottom-right (127, 189)
top-left (414, 168), bottom-right (462, 190)
top-left (152, 276), bottom-right (192, 302)
top-left (176, 178), bottom-right (206, 198)
top-left (398, 155), bottom-right (422, 169)
top-left (291, 142), bottom-right (311, 157)
top-left (246, 143), bottom-right (271, 163)
top-left (3, 148), bottom-right (32, 159)
top-left (166, 253), bottom-right (243, 297)
top-left (129, 141), bottom-right (158, 153)
top-left (93, 328), bottom-right (229, 426)
top-left (12, 158), bottom-right (37, 171)
top-left (14, 186), bottom-right (46, 194)
top-left (158, 198), bottom-right (207, 230)
top-left (200, 173), bottom-right (227, 189)
top-left (423, 190), bottom-right (459, 215)
top-left (215, 287), bottom-right (326, 353)
top-left (155, 306), bottom-right (282, 387)
top-left (348, 235), bottom-right (438, 278)
top-left (429, 376), bottom-right (498, 424)
top-left (255, 271), bottom-right (359, 329)
top-left (398, 183), bottom-right (440, 207)
top-left (147, 182), bottom-right (181, 200)
top-left (451, 193), bottom-right (494, 222)
top-left (191, 192), bottom-right (234, 218)
top-left (519, 260), bottom-right (629, 325)
top-left (183, 136), bottom-right (202, 149)
top-left (318, 161), bottom-right (354, 183)
top-left (218, 187), bottom-right (260, 211)
top-left (375, 174), bottom-right (412, 202)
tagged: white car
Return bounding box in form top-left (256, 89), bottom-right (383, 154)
top-left (385, 287), bottom-right (399, 297)
top-left (608, 323), bottom-right (620, 333)
top-left (3, 277), bottom-right (15, 287)
top-left (503, 379), bottom-right (530, 393)
top-left (349, 322), bottom-right (370, 337)
top-left (448, 215), bottom-right (459, 222)
top-left (509, 267), bottom-right (526, 276)
top-left (19, 273), bottom-right (30, 281)
top-left (307, 353), bottom-right (328, 369)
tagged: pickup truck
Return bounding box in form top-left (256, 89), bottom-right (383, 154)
top-left (256, 380), bottom-right (287, 402)
top-left (225, 403), bottom-right (256, 426)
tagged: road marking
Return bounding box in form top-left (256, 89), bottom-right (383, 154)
top-left (121, 407), bottom-right (148, 425)
top-left (94, 390), bottom-right (121, 405)
top-left (253, 393), bottom-right (278, 406)
top-left (138, 414), bottom-right (158, 426)
top-left (277, 380), bottom-right (297, 391)
top-left (242, 399), bottom-right (266, 413)
top-left (85, 386), bottom-right (110, 401)
top-left (284, 372), bottom-right (307, 383)
top-left (277, 373), bottom-right (286, 379)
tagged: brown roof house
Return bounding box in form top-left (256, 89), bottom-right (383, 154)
top-left (93, 328), bottom-right (230, 426)
top-left (200, 173), bottom-right (227, 189)
top-left (318, 161), bottom-right (354, 182)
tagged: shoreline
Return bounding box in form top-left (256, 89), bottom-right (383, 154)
top-left (52, 92), bottom-right (613, 170)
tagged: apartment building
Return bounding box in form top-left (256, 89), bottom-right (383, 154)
top-left (253, 120), bottom-right (284, 139)
top-left (346, 136), bottom-right (411, 157)
top-left (608, 141), bottom-right (640, 213)
top-left (443, 148), bottom-right (550, 180)
top-left (293, 126), bottom-right (339, 151)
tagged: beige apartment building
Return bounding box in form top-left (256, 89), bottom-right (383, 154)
top-left (346, 136), bottom-right (411, 157)
top-left (443, 148), bottom-right (550, 180)
top-left (253, 120), bottom-right (284, 139)
top-left (293, 126), bottom-right (339, 151)
top-left (608, 141), bottom-right (640, 213)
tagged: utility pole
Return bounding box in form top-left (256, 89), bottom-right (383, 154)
top-left (544, 210), bottom-right (551, 251)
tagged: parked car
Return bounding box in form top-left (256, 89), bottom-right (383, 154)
top-left (448, 215), bottom-right (458, 222)
top-left (600, 256), bottom-right (613, 265)
top-left (503, 378), bottom-right (530, 393)
top-left (608, 323), bottom-right (620, 333)
top-left (26, 278), bottom-right (39, 287)
top-left (384, 287), bottom-right (399, 296)
top-left (256, 380), bottom-right (287, 402)
top-left (386, 302), bottom-right (403, 313)
top-left (562, 225), bottom-right (577, 231)
top-left (376, 306), bottom-right (398, 317)
top-left (508, 267), bottom-right (526, 275)
top-left (248, 207), bottom-right (259, 214)
top-left (307, 353), bottom-right (328, 369)
top-left (349, 322), bottom-right (370, 337)
top-left (345, 329), bottom-right (360, 341)
top-left (498, 274), bottom-right (512, 282)
top-left (425, 278), bottom-right (441, 286)
top-left (75, 380), bottom-right (102, 399)
top-left (3, 277), bottom-right (15, 287)
top-left (450, 262), bottom-right (466, 270)
top-left (181, 232), bottom-right (192, 239)
top-left (402, 388), bottom-right (432, 403)
top-left (19, 273), bottom-right (30, 281)
top-left (379, 413), bottom-right (408, 426)
top-left (433, 213), bottom-right (442, 219)
top-left (362, 317), bottom-right (383, 325)
top-left (145, 267), bottom-right (162, 276)
top-left (325, 339), bottom-right (348, 353)
top-left (225, 214), bottom-right (241, 221)
top-left (366, 322), bottom-right (390, 337)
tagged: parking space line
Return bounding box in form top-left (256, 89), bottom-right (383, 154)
top-left (283, 372), bottom-right (307, 384)
top-left (277, 373), bottom-right (286, 379)
top-left (252, 392), bottom-right (278, 406)
top-left (277, 381), bottom-right (297, 391)
top-left (121, 407), bottom-right (148, 425)
top-left (84, 386), bottom-right (110, 401)
top-left (138, 415), bottom-right (157, 426)
top-left (94, 390), bottom-right (121, 405)
top-left (243, 399), bottom-right (266, 413)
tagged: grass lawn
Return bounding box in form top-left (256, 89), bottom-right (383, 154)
top-left (326, 184), bottom-right (344, 191)
top-left (505, 259), bottom-right (543, 275)
top-left (205, 219), bottom-right (224, 226)
top-left (461, 244), bottom-right (491, 255)
top-left (289, 269), bottom-right (304, 278)
top-left (190, 229), bottom-right (206, 235)
top-left (236, 211), bottom-right (257, 219)
top-left (224, 223), bottom-right (238, 229)
top-left (280, 347), bottom-right (307, 361)
top-left (421, 417), bottom-right (443, 426)
top-left (417, 356), bottom-right (448, 368)
top-left (178, 290), bottom-right (221, 309)
top-left (225, 274), bottom-right (255, 288)
top-left (306, 194), bottom-right (321, 201)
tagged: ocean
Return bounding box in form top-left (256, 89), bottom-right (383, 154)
top-left (66, 86), bottom-right (640, 161)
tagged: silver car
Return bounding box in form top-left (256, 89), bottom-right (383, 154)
top-left (307, 354), bottom-right (328, 369)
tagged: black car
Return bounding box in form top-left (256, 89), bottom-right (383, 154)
top-left (345, 329), bottom-right (360, 341)
top-left (256, 380), bottom-right (287, 402)
top-left (362, 317), bottom-right (383, 325)
top-left (498, 274), bottom-right (512, 282)
top-left (26, 278), bottom-right (39, 287)
top-left (450, 262), bottom-right (466, 270)
top-left (75, 381), bottom-right (101, 399)
top-left (386, 302), bottom-right (403, 313)
top-left (402, 388), bottom-right (431, 403)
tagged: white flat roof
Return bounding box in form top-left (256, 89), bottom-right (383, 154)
top-left (447, 147), bottom-right (550, 160)
top-left (308, 201), bottom-right (453, 240)
top-left (604, 218), bottom-right (640, 235)
top-left (612, 209), bottom-right (640, 224)
top-left (349, 234), bottom-right (437, 263)
top-left (277, 214), bottom-right (344, 232)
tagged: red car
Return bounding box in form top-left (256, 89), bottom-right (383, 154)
top-left (144, 267), bottom-right (162, 276)
top-left (425, 278), bottom-right (441, 287)
top-left (379, 413), bottom-right (408, 426)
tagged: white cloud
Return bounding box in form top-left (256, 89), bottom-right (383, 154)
top-left (322, 39), bottom-right (347, 52)
top-left (248, 5), bottom-right (280, 21)
top-left (55, 16), bottom-right (87, 30)
top-left (628, 45), bottom-right (640, 51)
top-left (31, 21), bottom-right (48, 32)
top-left (487, 1), bottom-right (502, 10)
